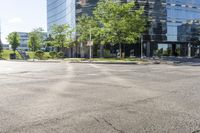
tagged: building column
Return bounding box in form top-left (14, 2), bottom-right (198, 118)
top-left (188, 43), bottom-right (191, 58)
top-left (140, 36), bottom-right (143, 58)
top-left (146, 41), bottom-right (151, 57)
top-left (172, 44), bottom-right (176, 56)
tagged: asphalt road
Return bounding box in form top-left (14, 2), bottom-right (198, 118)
top-left (0, 61), bottom-right (200, 133)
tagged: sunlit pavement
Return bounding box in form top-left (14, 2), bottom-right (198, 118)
top-left (0, 61), bottom-right (200, 133)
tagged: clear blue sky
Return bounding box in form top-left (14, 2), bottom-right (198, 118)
top-left (0, 0), bottom-right (47, 44)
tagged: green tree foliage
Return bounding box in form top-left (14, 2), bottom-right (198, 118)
top-left (28, 28), bottom-right (45, 52)
top-left (93, 0), bottom-right (146, 58)
top-left (76, 14), bottom-right (108, 58)
top-left (49, 24), bottom-right (73, 52)
top-left (45, 34), bottom-right (54, 47)
top-left (77, 15), bottom-right (99, 43)
top-left (6, 32), bottom-right (20, 54)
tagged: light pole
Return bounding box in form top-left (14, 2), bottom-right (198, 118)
top-left (89, 28), bottom-right (92, 59)
top-left (87, 25), bottom-right (93, 59)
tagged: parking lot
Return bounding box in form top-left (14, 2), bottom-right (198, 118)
top-left (0, 61), bottom-right (200, 133)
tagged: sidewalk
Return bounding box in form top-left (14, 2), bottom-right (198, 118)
top-left (150, 57), bottom-right (200, 66)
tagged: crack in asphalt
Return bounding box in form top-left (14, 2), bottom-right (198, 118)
top-left (133, 90), bottom-right (178, 105)
top-left (102, 118), bottom-right (125, 133)
top-left (92, 116), bottom-right (124, 133)
top-left (92, 116), bottom-right (100, 123)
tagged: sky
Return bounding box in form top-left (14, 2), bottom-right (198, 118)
top-left (0, 0), bottom-right (47, 44)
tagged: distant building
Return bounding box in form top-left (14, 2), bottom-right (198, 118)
top-left (16, 32), bottom-right (48, 51)
top-left (2, 44), bottom-right (10, 50)
top-left (47, 0), bottom-right (76, 32)
top-left (17, 32), bottom-right (29, 51)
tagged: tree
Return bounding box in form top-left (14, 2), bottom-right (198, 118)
top-left (28, 28), bottom-right (45, 52)
top-left (77, 15), bottom-right (100, 58)
top-left (93, 0), bottom-right (146, 58)
top-left (77, 15), bottom-right (98, 43)
top-left (45, 34), bottom-right (54, 47)
top-left (6, 32), bottom-right (20, 54)
top-left (77, 14), bottom-right (112, 58)
top-left (49, 24), bottom-right (73, 52)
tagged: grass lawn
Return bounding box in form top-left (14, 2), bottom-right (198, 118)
top-left (1, 50), bottom-right (146, 62)
top-left (0, 50), bottom-right (51, 60)
top-left (1, 50), bottom-right (22, 60)
top-left (90, 58), bottom-right (146, 62)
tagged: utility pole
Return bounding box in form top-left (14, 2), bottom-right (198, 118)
top-left (89, 28), bottom-right (92, 59)
top-left (88, 26), bottom-right (93, 59)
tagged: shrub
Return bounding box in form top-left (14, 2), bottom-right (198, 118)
top-left (57, 52), bottom-right (64, 58)
top-left (49, 51), bottom-right (57, 59)
top-left (35, 50), bottom-right (44, 59)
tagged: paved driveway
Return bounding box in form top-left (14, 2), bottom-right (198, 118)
top-left (0, 61), bottom-right (200, 133)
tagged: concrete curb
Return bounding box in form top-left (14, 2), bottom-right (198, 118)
top-left (0, 59), bottom-right (177, 65)
top-left (1, 60), bottom-right (63, 63)
top-left (69, 61), bottom-right (151, 65)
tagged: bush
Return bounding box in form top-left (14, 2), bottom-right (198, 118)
top-left (57, 52), bottom-right (64, 58)
top-left (0, 44), bottom-right (3, 59)
top-left (49, 51), bottom-right (57, 59)
top-left (0, 52), bottom-right (2, 59)
top-left (35, 50), bottom-right (44, 59)
top-left (10, 53), bottom-right (16, 59)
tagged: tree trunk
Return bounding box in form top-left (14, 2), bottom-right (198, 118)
top-left (57, 47), bottom-right (60, 52)
top-left (100, 44), bottom-right (104, 58)
top-left (119, 43), bottom-right (122, 58)
top-left (123, 44), bottom-right (125, 58)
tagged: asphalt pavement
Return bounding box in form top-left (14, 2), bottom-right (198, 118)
top-left (0, 61), bottom-right (200, 133)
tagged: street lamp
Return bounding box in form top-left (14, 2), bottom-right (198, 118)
top-left (89, 28), bottom-right (92, 59)
top-left (87, 26), bottom-right (93, 59)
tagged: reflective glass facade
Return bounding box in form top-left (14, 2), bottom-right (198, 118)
top-left (134, 0), bottom-right (200, 42)
top-left (47, 0), bottom-right (200, 57)
top-left (167, 0), bottom-right (200, 42)
top-left (135, 0), bottom-right (167, 42)
top-left (47, 0), bottom-right (76, 32)
top-left (76, 0), bottom-right (99, 17)
top-left (133, 0), bottom-right (200, 56)
top-left (17, 32), bottom-right (29, 51)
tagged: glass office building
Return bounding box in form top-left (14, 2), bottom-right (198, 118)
top-left (75, 0), bottom-right (200, 57)
top-left (132, 0), bottom-right (200, 57)
top-left (17, 32), bottom-right (29, 51)
top-left (76, 0), bottom-right (99, 17)
top-left (47, 0), bottom-right (200, 57)
top-left (167, 0), bottom-right (200, 42)
top-left (47, 0), bottom-right (76, 32)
